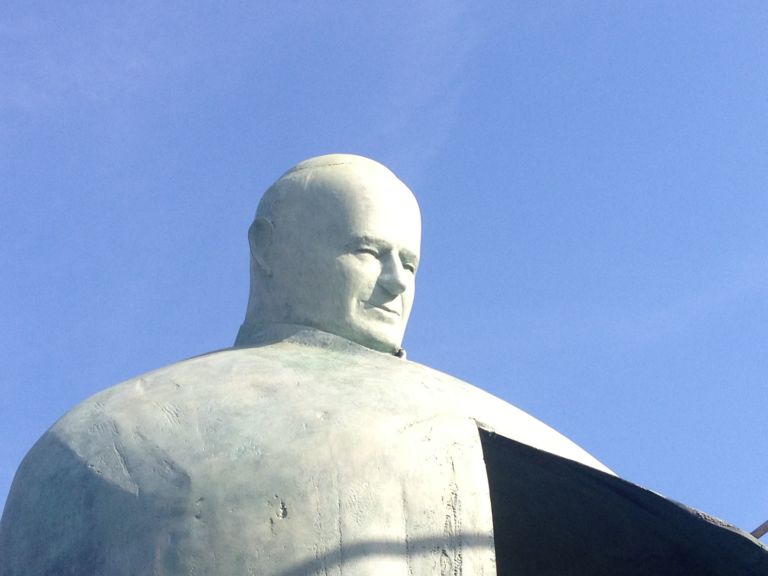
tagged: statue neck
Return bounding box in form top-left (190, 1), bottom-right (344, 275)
top-left (234, 322), bottom-right (406, 359)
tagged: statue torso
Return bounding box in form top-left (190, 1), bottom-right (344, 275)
top-left (1, 332), bottom-right (608, 575)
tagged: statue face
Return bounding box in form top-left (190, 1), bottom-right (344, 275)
top-left (266, 160), bottom-right (421, 353)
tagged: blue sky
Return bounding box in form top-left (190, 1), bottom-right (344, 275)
top-left (2, 2), bottom-right (767, 535)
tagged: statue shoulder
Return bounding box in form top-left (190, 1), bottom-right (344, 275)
top-left (400, 359), bottom-right (613, 474)
top-left (0, 346), bottom-right (279, 575)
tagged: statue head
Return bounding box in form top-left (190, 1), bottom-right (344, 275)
top-left (237, 154), bottom-right (421, 354)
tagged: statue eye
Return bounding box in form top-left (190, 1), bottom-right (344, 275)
top-left (403, 262), bottom-right (416, 273)
top-left (355, 247), bottom-right (379, 257)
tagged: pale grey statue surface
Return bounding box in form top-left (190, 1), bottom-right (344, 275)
top-left (0, 155), bottom-right (609, 575)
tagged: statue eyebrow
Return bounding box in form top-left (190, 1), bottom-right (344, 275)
top-left (350, 235), bottom-right (384, 247)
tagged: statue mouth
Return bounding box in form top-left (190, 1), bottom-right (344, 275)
top-left (363, 301), bottom-right (401, 317)
top-left (378, 304), bottom-right (401, 316)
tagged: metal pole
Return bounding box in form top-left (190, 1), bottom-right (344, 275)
top-left (752, 519), bottom-right (768, 540)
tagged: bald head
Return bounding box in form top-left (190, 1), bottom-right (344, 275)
top-left (237, 154), bottom-right (421, 354)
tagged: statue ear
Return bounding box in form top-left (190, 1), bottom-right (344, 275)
top-left (248, 217), bottom-right (274, 276)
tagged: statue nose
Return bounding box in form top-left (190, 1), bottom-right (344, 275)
top-left (379, 254), bottom-right (409, 296)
